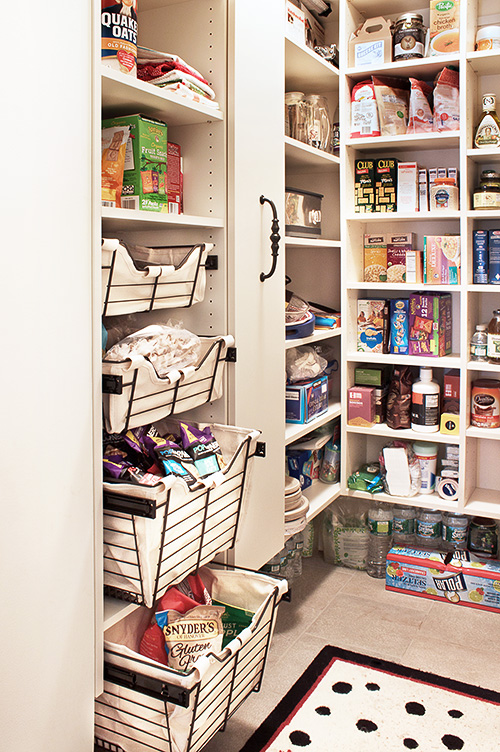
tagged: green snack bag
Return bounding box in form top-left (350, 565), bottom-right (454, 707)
top-left (212, 600), bottom-right (254, 647)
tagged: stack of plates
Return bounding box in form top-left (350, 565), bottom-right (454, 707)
top-left (285, 476), bottom-right (309, 535)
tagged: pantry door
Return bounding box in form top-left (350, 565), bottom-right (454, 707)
top-left (227, 0), bottom-right (285, 568)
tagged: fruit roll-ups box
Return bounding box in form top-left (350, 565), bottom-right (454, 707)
top-left (375, 158), bottom-right (398, 212)
top-left (357, 299), bottom-right (388, 353)
top-left (355, 159), bottom-right (375, 213)
top-left (389, 298), bottom-right (410, 354)
top-left (409, 292), bottom-right (452, 357)
top-left (424, 235), bottom-right (461, 284)
top-left (364, 234), bottom-right (387, 282)
top-left (102, 113), bottom-right (169, 213)
top-left (386, 547), bottom-right (500, 613)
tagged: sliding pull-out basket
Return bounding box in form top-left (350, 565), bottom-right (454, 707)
top-left (102, 335), bottom-right (234, 434)
top-left (102, 239), bottom-right (213, 317)
top-left (103, 419), bottom-right (261, 607)
top-left (95, 567), bottom-right (288, 752)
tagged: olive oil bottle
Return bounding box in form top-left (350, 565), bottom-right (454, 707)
top-left (474, 93), bottom-right (500, 148)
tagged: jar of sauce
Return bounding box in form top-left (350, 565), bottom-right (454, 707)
top-left (473, 169), bottom-right (500, 210)
top-left (430, 178), bottom-right (459, 210)
top-left (393, 13), bottom-right (426, 61)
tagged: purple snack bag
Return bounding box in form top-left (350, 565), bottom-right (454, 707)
top-left (179, 422), bottom-right (226, 478)
top-left (154, 439), bottom-right (199, 487)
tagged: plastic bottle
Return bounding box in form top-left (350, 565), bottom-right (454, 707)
top-left (415, 509), bottom-right (442, 549)
top-left (487, 309), bottom-right (500, 364)
top-left (470, 324), bottom-right (489, 362)
top-left (474, 93), bottom-right (500, 148)
top-left (392, 505), bottom-right (416, 547)
top-left (292, 532), bottom-right (304, 579)
top-left (413, 441), bottom-right (438, 494)
top-left (411, 367), bottom-right (440, 433)
top-left (302, 521), bottom-right (315, 557)
top-left (441, 512), bottom-right (469, 551)
top-left (366, 503), bottom-right (393, 578)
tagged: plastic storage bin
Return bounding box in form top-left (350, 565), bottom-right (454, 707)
top-left (103, 418), bottom-right (261, 607)
top-left (102, 335), bottom-right (234, 434)
top-left (102, 240), bottom-right (213, 317)
top-left (95, 567), bottom-right (288, 752)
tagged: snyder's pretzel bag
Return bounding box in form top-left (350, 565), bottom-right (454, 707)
top-left (101, 0), bottom-right (138, 76)
top-left (102, 126), bottom-right (130, 207)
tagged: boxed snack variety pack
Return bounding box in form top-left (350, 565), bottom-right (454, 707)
top-left (409, 292), bottom-right (452, 357)
top-left (375, 158), bottom-right (398, 212)
top-left (357, 300), bottom-right (388, 353)
top-left (286, 375), bottom-right (328, 424)
top-left (102, 114), bottom-right (169, 212)
top-left (424, 235), bottom-right (461, 284)
top-left (386, 547), bottom-right (500, 614)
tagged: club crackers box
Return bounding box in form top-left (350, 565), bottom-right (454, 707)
top-left (409, 292), bottom-right (452, 357)
top-left (386, 547), bottom-right (500, 614)
top-left (355, 159), bottom-right (375, 213)
top-left (375, 158), bottom-right (398, 212)
top-left (102, 114), bottom-right (169, 212)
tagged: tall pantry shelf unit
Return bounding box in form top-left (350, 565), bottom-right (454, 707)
top-left (284, 24), bottom-right (343, 524)
top-left (339, 0), bottom-right (500, 519)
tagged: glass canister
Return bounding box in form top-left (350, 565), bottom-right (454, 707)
top-left (285, 92), bottom-right (309, 144)
top-left (473, 170), bottom-right (500, 210)
top-left (304, 94), bottom-right (331, 152)
top-left (469, 516), bottom-right (498, 558)
top-left (393, 13), bottom-right (426, 61)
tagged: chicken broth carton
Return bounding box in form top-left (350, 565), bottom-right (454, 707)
top-left (386, 547), bottom-right (500, 614)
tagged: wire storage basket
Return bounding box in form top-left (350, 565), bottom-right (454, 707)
top-left (95, 566), bottom-right (288, 752)
top-left (102, 335), bottom-right (234, 434)
top-left (103, 418), bottom-right (261, 608)
top-left (101, 240), bottom-right (214, 317)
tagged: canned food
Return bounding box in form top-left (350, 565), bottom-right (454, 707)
top-left (471, 379), bottom-right (500, 428)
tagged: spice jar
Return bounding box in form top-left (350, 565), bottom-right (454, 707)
top-left (393, 13), bottom-right (426, 61)
top-left (430, 178), bottom-right (459, 210)
top-left (473, 169), bottom-right (500, 210)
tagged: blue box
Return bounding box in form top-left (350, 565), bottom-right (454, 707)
top-left (286, 375), bottom-right (328, 424)
top-left (389, 298), bottom-right (409, 354)
top-left (473, 230), bottom-right (488, 284)
top-left (488, 230), bottom-right (500, 284)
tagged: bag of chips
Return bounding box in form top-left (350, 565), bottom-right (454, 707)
top-left (372, 76), bottom-right (409, 136)
top-left (155, 604), bottom-right (225, 672)
top-left (433, 67), bottom-right (460, 132)
top-left (407, 78), bottom-right (433, 133)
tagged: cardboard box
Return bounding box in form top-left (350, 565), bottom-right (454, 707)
top-left (397, 162), bottom-right (419, 213)
top-left (286, 375), bottom-right (328, 424)
top-left (302, 5), bottom-right (325, 49)
top-left (347, 386), bottom-right (376, 427)
top-left (167, 142), bottom-right (182, 214)
top-left (364, 234), bottom-right (387, 282)
top-left (386, 232), bottom-right (416, 283)
top-left (418, 169), bottom-right (429, 212)
top-left (409, 292), bottom-right (452, 357)
top-left (102, 113), bottom-right (169, 213)
top-left (355, 365), bottom-right (389, 388)
top-left (386, 547), bottom-right (500, 614)
top-left (375, 158), bottom-right (398, 212)
top-left (488, 230), bottom-right (500, 284)
top-left (405, 251), bottom-right (423, 284)
top-left (424, 235), bottom-right (461, 284)
top-left (355, 159), bottom-right (375, 213)
top-left (389, 298), bottom-right (409, 354)
top-left (348, 16), bottom-right (393, 68)
top-left (473, 229), bottom-right (488, 284)
top-left (357, 299), bottom-right (387, 353)
top-left (286, 0), bottom-right (306, 45)
top-left (441, 369), bottom-right (460, 433)
top-left (429, 0), bottom-right (460, 56)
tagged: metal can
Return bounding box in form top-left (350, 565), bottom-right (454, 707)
top-left (393, 13), bottom-right (426, 61)
top-left (471, 379), bottom-right (500, 428)
top-left (469, 517), bottom-right (498, 558)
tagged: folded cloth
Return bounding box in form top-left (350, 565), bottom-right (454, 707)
top-left (137, 45), bottom-right (207, 82)
top-left (140, 69), bottom-right (216, 100)
top-left (138, 60), bottom-right (210, 86)
top-left (158, 82), bottom-right (220, 109)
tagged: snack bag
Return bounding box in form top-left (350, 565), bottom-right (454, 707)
top-left (155, 604), bottom-right (225, 672)
top-left (433, 67), bottom-right (460, 132)
top-left (407, 78), bottom-right (433, 133)
top-left (154, 437), bottom-right (200, 487)
top-left (386, 366), bottom-right (413, 429)
top-left (179, 422), bottom-right (226, 478)
top-left (372, 76), bottom-right (409, 136)
top-left (102, 125), bottom-right (130, 207)
top-left (350, 79), bottom-right (380, 138)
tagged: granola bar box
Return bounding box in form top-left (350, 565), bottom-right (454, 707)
top-left (386, 547), bottom-right (500, 614)
top-left (102, 114), bottom-right (169, 212)
top-left (409, 292), bottom-right (452, 357)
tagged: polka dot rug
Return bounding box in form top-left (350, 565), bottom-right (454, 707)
top-left (238, 646), bottom-right (500, 752)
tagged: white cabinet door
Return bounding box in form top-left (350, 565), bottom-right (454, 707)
top-left (227, 0), bottom-right (285, 568)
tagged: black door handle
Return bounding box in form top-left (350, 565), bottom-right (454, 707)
top-left (259, 195), bottom-right (280, 282)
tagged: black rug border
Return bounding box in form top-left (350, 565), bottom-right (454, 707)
top-left (239, 645), bottom-right (500, 752)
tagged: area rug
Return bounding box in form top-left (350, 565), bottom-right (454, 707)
top-left (239, 646), bottom-right (500, 751)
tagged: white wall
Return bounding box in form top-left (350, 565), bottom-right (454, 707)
top-left (0, 4), bottom-right (95, 750)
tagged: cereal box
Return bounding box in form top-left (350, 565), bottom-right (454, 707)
top-left (386, 547), bottom-right (500, 614)
top-left (375, 158), bottom-right (398, 212)
top-left (355, 159), bottom-right (375, 212)
top-left (424, 235), bottom-right (461, 284)
top-left (102, 114), bottom-right (169, 213)
top-left (364, 234), bottom-right (387, 282)
top-left (429, 0), bottom-right (460, 56)
top-left (409, 293), bottom-right (452, 357)
top-left (390, 298), bottom-right (409, 354)
top-left (101, 0), bottom-right (138, 76)
top-left (357, 300), bottom-right (387, 353)
top-left (386, 233), bottom-right (416, 283)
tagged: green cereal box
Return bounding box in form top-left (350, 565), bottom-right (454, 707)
top-left (102, 113), bottom-right (168, 212)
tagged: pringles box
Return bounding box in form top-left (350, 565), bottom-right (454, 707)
top-left (409, 292), bottom-right (452, 357)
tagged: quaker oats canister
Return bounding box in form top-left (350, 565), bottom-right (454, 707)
top-left (471, 379), bottom-right (500, 428)
top-left (102, 0), bottom-right (138, 77)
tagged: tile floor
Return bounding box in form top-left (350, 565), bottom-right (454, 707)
top-left (202, 553), bottom-right (500, 752)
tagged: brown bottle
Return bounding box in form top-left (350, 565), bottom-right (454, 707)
top-left (487, 309), bottom-right (500, 363)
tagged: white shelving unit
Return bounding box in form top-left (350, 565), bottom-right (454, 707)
top-left (339, 0), bottom-right (500, 520)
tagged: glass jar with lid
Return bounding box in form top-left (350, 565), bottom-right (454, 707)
top-left (473, 169), bottom-right (500, 210)
top-left (393, 13), bottom-right (426, 61)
